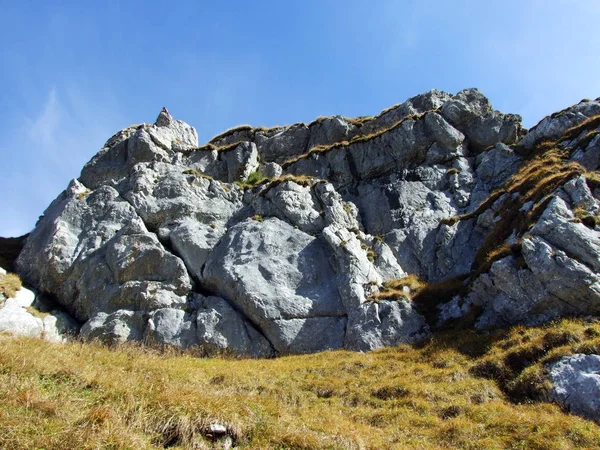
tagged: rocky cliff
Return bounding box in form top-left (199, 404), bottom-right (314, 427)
top-left (11, 89), bottom-right (600, 357)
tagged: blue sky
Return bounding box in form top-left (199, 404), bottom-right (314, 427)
top-left (1, 0), bottom-right (599, 237)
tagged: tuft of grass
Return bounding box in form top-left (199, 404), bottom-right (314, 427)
top-left (251, 215), bottom-right (264, 222)
top-left (208, 124), bottom-right (254, 144)
top-left (366, 248), bottom-right (376, 262)
top-left (1, 318), bottom-right (600, 449)
top-left (369, 275), bottom-right (427, 302)
top-left (257, 175), bottom-right (325, 197)
top-left (234, 171), bottom-right (270, 189)
top-left (182, 169), bottom-right (213, 180)
top-left (571, 205), bottom-right (600, 228)
top-left (469, 319), bottom-right (600, 404)
top-left (76, 189), bottom-right (91, 201)
top-left (345, 115), bottom-right (374, 127)
top-left (368, 274), bottom-right (471, 326)
top-left (0, 272), bottom-right (22, 299)
top-left (26, 306), bottom-right (51, 319)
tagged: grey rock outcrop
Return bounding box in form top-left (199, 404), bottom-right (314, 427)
top-left (469, 192), bottom-right (600, 329)
top-left (548, 354), bottom-right (600, 422)
top-left (13, 88), bottom-right (600, 356)
top-left (520, 99), bottom-right (600, 149)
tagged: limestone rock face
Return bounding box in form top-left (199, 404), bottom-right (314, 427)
top-left (520, 99), bottom-right (600, 149)
top-left (202, 218), bottom-right (346, 354)
top-left (548, 354), bottom-right (600, 422)
top-left (440, 88), bottom-right (523, 151)
top-left (469, 194), bottom-right (600, 329)
top-left (13, 88), bottom-right (600, 356)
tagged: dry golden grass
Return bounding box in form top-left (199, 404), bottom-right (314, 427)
top-left (182, 169), bottom-right (214, 181)
top-left (1, 318), bottom-right (599, 449)
top-left (345, 115), bottom-right (374, 127)
top-left (571, 205), bottom-right (600, 228)
top-left (208, 125), bottom-right (254, 144)
top-left (368, 275), bottom-right (470, 326)
top-left (0, 272), bottom-right (22, 299)
top-left (257, 175), bottom-right (325, 197)
top-left (369, 274), bottom-right (427, 302)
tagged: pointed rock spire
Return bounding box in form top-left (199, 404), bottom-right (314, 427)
top-left (155, 107), bottom-right (173, 127)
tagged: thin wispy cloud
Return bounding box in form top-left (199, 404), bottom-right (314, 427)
top-left (27, 87), bottom-right (60, 148)
top-left (0, 84), bottom-right (124, 236)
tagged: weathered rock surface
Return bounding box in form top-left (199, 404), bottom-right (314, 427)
top-left (12, 88), bottom-right (600, 357)
top-left (203, 218), bottom-right (346, 354)
top-left (345, 300), bottom-right (430, 351)
top-left (520, 99), bottom-right (600, 149)
top-left (548, 354), bottom-right (600, 422)
top-left (0, 285), bottom-right (78, 342)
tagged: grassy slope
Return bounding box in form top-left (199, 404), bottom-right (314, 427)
top-left (1, 319), bottom-right (600, 449)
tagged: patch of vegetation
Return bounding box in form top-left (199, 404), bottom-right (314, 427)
top-left (257, 175), bottom-right (325, 197)
top-left (469, 319), bottom-right (600, 404)
top-left (234, 171), bottom-right (269, 189)
top-left (470, 150), bottom-right (584, 276)
top-left (571, 205), bottom-right (600, 228)
top-left (369, 275), bottom-right (427, 302)
top-left (368, 274), bottom-right (471, 326)
top-left (366, 248), bottom-right (376, 262)
top-left (1, 318), bottom-right (599, 449)
top-left (585, 171), bottom-right (600, 190)
top-left (0, 272), bottom-right (22, 299)
top-left (182, 140), bottom-right (243, 155)
top-left (26, 306), bottom-right (50, 319)
top-left (446, 168), bottom-right (460, 175)
top-left (251, 215), bottom-right (264, 222)
top-left (345, 115), bottom-right (374, 127)
top-left (76, 189), bottom-right (91, 201)
top-left (182, 169), bottom-right (213, 180)
top-left (208, 124), bottom-right (254, 144)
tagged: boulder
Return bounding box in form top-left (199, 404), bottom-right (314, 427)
top-left (0, 298), bottom-right (44, 338)
top-left (13, 91), bottom-right (600, 357)
top-left (195, 295), bottom-right (274, 357)
top-left (80, 310), bottom-right (146, 345)
top-left (548, 354), bottom-right (600, 422)
top-left (0, 287), bottom-right (78, 342)
top-left (345, 300), bottom-right (430, 351)
top-left (256, 123), bottom-right (310, 164)
top-left (258, 162), bottom-right (283, 179)
top-left (307, 116), bottom-right (356, 150)
top-left (441, 88), bottom-right (522, 151)
top-left (202, 218), bottom-right (346, 354)
top-left (224, 142), bottom-right (259, 182)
